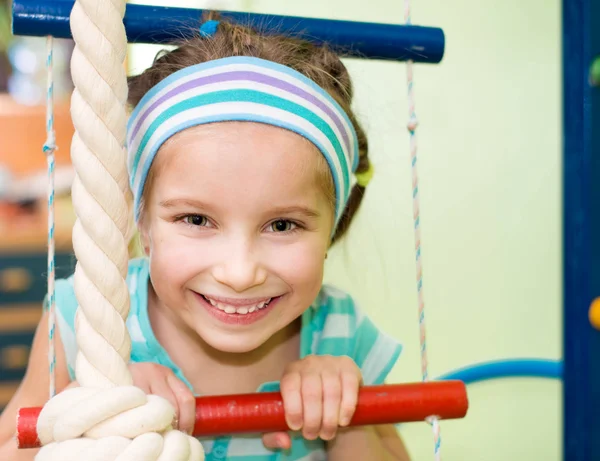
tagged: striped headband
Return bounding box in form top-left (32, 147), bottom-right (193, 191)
top-left (126, 56), bottom-right (359, 226)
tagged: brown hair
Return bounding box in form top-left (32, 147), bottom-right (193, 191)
top-left (128, 14), bottom-right (371, 244)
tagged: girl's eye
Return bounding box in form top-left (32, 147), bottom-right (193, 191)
top-left (184, 215), bottom-right (209, 227)
top-left (268, 220), bottom-right (297, 233)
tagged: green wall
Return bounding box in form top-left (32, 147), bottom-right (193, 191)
top-left (129, 0), bottom-right (563, 459)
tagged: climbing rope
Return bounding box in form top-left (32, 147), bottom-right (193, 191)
top-left (35, 0), bottom-right (202, 459)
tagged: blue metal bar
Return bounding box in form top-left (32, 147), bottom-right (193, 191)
top-left (11, 0), bottom-right (445, 63)
top-left (563, 0), bottom-right (600, 459)
top-left (437, 359), bottom-right (562, 385)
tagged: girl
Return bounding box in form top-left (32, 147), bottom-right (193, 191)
top-left (0, 17), bottom-right (410, 460)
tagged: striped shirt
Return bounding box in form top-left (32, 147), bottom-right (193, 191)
top-left (54, 258), bottom-right (402, 460)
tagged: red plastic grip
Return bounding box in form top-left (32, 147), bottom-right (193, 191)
top-left (17, 381), bottom-right (468, 449)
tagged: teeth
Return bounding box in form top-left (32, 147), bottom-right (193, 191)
top-left (203, 296), bottom-right (272, 314)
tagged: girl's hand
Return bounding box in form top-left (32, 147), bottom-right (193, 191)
top-left (262, 355), bottom-right (362, 450)
top-left (66, 363), bottom-right (196, 434)
top-left (61, 363), bottom-right (196, 435)
top-left (129, 363), bottom-right (196, 435)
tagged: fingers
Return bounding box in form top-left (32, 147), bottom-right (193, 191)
top-left (128, 365), bottom-right (151, 394)
top-left (279, 356), bottom-right (362, 445)
top-left (319, 372), bottom-right (342, 440)
top-left (339, 370), bottom-right (360, 427)
top-left (148, 376), bottom-right (179, 428)
top-left (167, 373), bottom-right (196, 435)
top-left (280, 372), bottom-right (303, 431)
top-left (129, 363), bottom-right (196, 434)
top-left (262, 432), bottom-right (291, 450)
top-left (300, 372), bottom-right (322, 440)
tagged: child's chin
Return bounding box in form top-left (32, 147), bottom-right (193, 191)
top-left (199, 330), bottom-right (269, 354)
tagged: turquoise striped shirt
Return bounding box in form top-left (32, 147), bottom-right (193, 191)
top-left (54, 258), bottom-right (402, 460)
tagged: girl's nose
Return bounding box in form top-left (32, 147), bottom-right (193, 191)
top-left (211, 239), bottom-right (268, 293)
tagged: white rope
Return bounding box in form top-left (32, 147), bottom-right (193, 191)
top-left (35, 0), bottom-right (203, 459)
top-left (43, 34), bottom-right (57, 401)
top-left (403, 0), bottom-right (442, 459)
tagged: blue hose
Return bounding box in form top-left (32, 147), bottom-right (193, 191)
top-left (437, 358), bottom-right (562, 385)
top-left (392, 359), bottom-right (561, 429)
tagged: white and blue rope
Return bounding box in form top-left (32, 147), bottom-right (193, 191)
top-left (43, 35), bottom-right (57, 400)
top-left (403, 1), bottom-right (442, 459)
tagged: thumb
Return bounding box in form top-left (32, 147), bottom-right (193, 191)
top-left (262, 432), bottom-right (291, 450)
top-left (62, 381), bottom-right (80, 391)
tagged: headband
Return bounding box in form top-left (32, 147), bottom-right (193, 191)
top-left (126, 56), bottom-right (360, 227)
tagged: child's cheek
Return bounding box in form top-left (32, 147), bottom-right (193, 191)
top-left (267, 239), bottom-right (326, 303)
top-left (146, 224), bottom-right (204, 300)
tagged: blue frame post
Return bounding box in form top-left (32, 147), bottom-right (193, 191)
top-left (11, 0), bottom-right (444, 64)
top-left (563, 0), bottom-right (600, 459)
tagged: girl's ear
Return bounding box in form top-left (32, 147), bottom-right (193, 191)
top-left (140, 227), bottom-right (150, 256)
top-left (127, 229), bottom-right (149, 258)
top-left (133, 214), bottom-right (151, 257)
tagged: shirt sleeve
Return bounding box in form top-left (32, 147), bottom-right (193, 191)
top-left (48, 274), bottom-right (79, 380)
top-left (351, 306), bottom-right (402, 385)
top-left (310, 285), bottom-right (402, 385)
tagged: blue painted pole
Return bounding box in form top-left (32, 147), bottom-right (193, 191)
top-left (563, 0), bottom-right (600, 459)
top-left (11, 0), bottom-right (445, 63)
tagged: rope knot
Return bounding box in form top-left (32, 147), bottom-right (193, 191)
top-left (43, 126), bottom-right (57, 157)
top-left (407, 116), bottom-right (419, 133)
top-left (35, 386), bottom-right (205, 460)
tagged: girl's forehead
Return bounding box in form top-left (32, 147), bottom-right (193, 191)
top-left (162, 123), bottom-right (315, 165)
top-left (152, 122), bottom-right (327, 204)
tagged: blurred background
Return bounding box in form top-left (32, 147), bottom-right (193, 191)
top-left (0, 0), bottom-right (561, 460)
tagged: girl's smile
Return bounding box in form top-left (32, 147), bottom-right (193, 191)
top-left (194, 292), bottom-right (283, 325)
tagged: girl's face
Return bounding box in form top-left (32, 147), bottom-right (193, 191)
top-left (141, 122), bottom-right (335, 353)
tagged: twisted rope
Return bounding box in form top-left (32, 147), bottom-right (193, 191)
top-left (35, 0), bottom-right (203, 459)
top-left (43, 35), bottom-right (57, 400)
top-left (403, 1), bottom-right (442, 459)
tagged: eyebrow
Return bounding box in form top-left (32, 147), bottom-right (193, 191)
top-left (159, 199), bottom-right (320, 218)
top-left (269, 206), bottom-right (321, 219)
top-left (159, 198), bottom-right (210, 209)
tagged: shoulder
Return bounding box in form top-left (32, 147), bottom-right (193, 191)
top-left (54, 257), bottom-right (149, 322)
top-left (53, 257), bottom-right (150, 376)
top-left (306, 284), bottom-right (402, 385)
